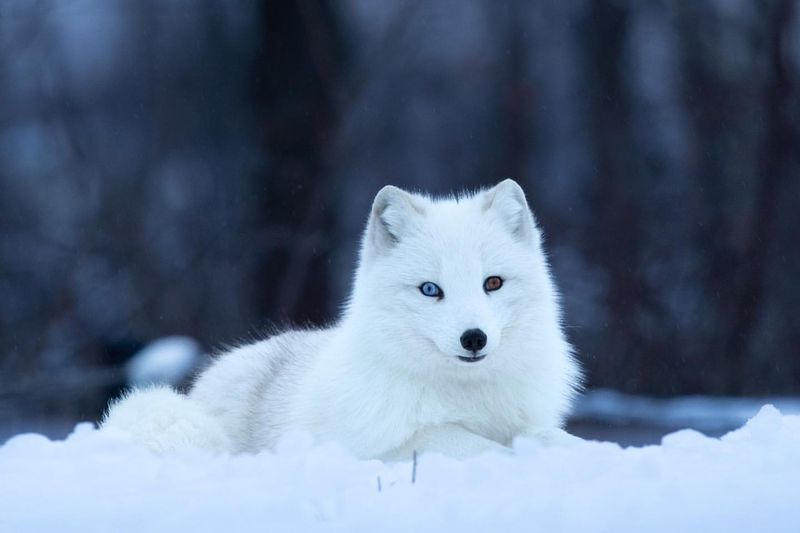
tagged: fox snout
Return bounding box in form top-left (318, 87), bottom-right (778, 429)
top-left (460, 328), bottom-right (487, 353)
top-left (458, 328), bottom-right (489, 363)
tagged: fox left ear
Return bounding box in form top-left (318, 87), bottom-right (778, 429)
top-left (483, 179), bottom-right (540, 246)
top-left (367, 185), bottom-right (425, 254)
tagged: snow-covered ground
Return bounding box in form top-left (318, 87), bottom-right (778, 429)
top-left (1, 405), bottom-right (798, 532)
top-left (574, 388), bottom-right (800, 431)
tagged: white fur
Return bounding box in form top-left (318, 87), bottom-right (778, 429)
top-left (102, 179), bottom-right (581, 459)
top-left (102, 386), bottom-right (231, 453)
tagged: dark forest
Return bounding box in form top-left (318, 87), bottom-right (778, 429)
top-left (1, 0), bottom-right (798, 435)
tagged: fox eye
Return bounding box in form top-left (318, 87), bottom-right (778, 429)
top-left (419, 282), bottom-right (443, 298)
top-left (484, 276), bottom-right (503, 292)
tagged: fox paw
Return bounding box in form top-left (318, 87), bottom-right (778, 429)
top-left (522, 427), bottom-right (584, 448)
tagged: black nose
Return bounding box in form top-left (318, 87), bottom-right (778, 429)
top-left (460, 328), bottom-right (487, 353)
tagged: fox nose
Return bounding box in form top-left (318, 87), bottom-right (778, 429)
top-left (460, 328), bottom-right (487, 353)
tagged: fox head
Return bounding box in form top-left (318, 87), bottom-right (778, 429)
top-left (347, 179), bottom-right (567, 377)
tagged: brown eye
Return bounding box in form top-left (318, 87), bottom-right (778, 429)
top-left (484, 276), bottom-right (503, 292)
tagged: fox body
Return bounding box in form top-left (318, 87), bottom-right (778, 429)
top-left (103, 179), bottom-right (581, 459)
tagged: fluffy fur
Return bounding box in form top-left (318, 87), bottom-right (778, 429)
top-left (102, 179), bottom-right (581, 460)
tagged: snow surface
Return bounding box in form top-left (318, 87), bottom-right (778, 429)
top-left (1, 405), bottom-right (799, 533)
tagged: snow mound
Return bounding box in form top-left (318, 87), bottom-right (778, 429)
top-left (574, 388), bottom-right (800, 431)
top-left (125, 336), bottom-right (201, 387)
top-left (1, 406), bottom-right (799, 533)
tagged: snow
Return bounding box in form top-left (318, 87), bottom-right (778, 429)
top-left (574, 388), bottom-right (800, 431)
top-left (1, 406), bottom-right (799, 533)
top-left (125, 336), bottom-right (201, 388)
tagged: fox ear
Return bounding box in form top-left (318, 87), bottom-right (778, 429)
top-left (483, 178), bottom-right (540, 245)
top-left (368, 185), bottom-right (425, 253)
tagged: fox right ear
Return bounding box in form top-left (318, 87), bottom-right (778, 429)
top-left (483, 178), bottom-right (540, 246)
top-left (368, 185), bottom-right (425, 253)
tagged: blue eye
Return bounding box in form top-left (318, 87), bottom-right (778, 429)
top-left (419, 282), bottom-right (443, 298)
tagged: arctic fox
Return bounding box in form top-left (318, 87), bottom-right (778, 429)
top-left (103, 179), bottom-right (581, 460)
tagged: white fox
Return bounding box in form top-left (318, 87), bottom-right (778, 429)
top-left (103, 179), bottom-right (582, 460)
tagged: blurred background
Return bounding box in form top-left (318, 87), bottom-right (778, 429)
top-left (1, 0), bottom-right (799, 445)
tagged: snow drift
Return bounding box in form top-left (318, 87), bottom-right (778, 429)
top-left (1, 405), bottom-right (798, 533)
